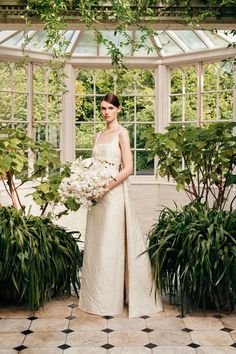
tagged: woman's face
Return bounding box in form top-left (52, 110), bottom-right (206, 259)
top-left (101, 100), bottom-right (120, 124)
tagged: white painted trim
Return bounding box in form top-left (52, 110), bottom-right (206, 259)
top-left (61, 64), bottom-right (76, 163)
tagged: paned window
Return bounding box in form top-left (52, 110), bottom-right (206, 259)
top-left (0, 62), bottom-right (62, 154)
top-left (32, 65), bottom-right (62, 151)
top-left (0, 62), bottom-right (28, 131)
top-left (169, 62), bottom-right (234, 125)
top-left (75, 69), bottom-right (156, 175)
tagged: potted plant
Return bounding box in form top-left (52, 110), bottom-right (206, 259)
top-left (0, 127), bottom-right (82, 311)
top-left (143, 122), bottom-right (236, 315)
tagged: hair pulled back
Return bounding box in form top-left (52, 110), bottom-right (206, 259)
top-left (101, 93), bottom-right (120, 108)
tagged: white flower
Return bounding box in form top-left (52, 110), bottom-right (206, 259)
top-left (58, 157), bottom-right (115, 210)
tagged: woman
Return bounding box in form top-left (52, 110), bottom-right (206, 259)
top-left (79, 93), bottom-right (163, 318)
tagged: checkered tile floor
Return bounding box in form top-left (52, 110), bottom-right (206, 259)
top-left (0, 296), bottom-right (236, 353)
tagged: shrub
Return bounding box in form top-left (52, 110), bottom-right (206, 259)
top-left (0, 206), bottom-right (82, 311)
top-left (147, 201), bottom-right (236, 315)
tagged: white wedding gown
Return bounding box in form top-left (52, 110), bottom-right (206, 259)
top-left (79, 129), bottom-right (163, 318)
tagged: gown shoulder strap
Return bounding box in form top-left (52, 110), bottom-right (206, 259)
top-left (94, 132), bottom-right (101, 144)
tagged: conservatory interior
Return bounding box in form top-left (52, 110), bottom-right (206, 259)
top-left (0, 2), bottom-right (236, 353)
top-left (0, 28), bottom-right (235, 234)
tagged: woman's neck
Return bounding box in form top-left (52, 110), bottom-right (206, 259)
top-left (105, 121), bottom-right (120, 132)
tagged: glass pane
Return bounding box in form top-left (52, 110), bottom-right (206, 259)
top-left (73, 31), bottom-right (97, 56)
top-left (76, 96), bottom-right (94, 123)
top-left (48, 124), bottom-right (60, 148)
top-left (136, 97), bottom-right (155, 122)
top-left (14, 94), bottom-right (27, 121)
top-left (0, 93), bottom-right (11, 120)
top-left (122, 123), bottom-right (134, 148)
top-left (171, 68), bottom-right (183, 94)
top-left (203, 64), bottom-right (217, 91)
top-left (185, 66), bottom-right (197, 93)
top-left (170, 96), bottom-right (182, 122)
top-left (13, 65), bottom-right (27, 92)
top-left (119, 97), bottom-right (134, 122)
top-left (33, 66), bottom-right (46, 93)
top-left (219, 63), bottom-right (234, 90)
top-left (75, 70), bottom-right (94, 94)
top-left (95, 97), bottom-right (105, 123)
top-left (136, 124), bottom-right (154, 148)
top-left (0, 63), bottom-right (10, 90)
top-left (156, 32), bottom-right (183, 55)
top-left (175, 31), bottom-right (206, 50)
top-left (48, 96), bottom-right (61, 122)
top-left (47, 69), bottom-right (61, 94)
top-left (203, 94), bottom-right (217, 120)
top-left (135, 70), bottom-right (155, 94)
top-left (133, 31), bottom-right (157, 56)
top-left (0, 122), bottom-right (27, 131)
top-left (95, 123), bottom-right (106, 133)
top-left (116, 70), bottom-right (136, 95)
top-left (185, 95), bottom-right (198, 121)
top-left (76, 150), bottom-right (92, 159)
top-left (99, 31), bottom-right (132, 56)
top-left (136, 151), bottom-right (154, 175)
top-left (34, 95), bottom-right (45, 121)
top-left (219, 92), bottom-right (233, 120)
top-left (95, 69), bottom-right (116, 94)
top-left (35, 124), bottom-right (46, 142)
top-left (205, 31), bottom-right (228, 47)
top-left (76, 124), bottom-right (94, 149)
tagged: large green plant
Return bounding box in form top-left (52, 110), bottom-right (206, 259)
top-left (143, 122), bottom-right (236, 210)
top-left (147, 201), bottom-right (236, 315)
top-left (0, 127), bottom-right (60, 210)
top-left (0, 206), bottom-right (82, 311)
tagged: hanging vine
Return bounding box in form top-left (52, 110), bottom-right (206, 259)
top-left (20, 0), bottom-right (236, 87)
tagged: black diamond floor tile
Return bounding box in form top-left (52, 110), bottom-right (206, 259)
top-left (182, 327), bottom-right (193, 333)
top-left (144, 343), bottom-right (157, 349)
top-left (62, 328), bottom-right (74, 334)
top-left (14, 345), bottom-right (28, 351)
top-left (188, 342), bottom-right (201, 348)
top-left (140, 315), bottom-right (150, 319)
top-left (27, 316), bottom-right (38, 321)
top-left (142, 327), bottom-right (154, 333)
top-left (58, 344), bottom-right (71, 350)
top-left (103, 315), bottom-right (114, 320)
top-left (102, 328), bottom-right (114, 333)
top-left (231, 343), bottom-right (236, 348)
top-left (221, 327), bottom-right (233, 333)
top-left (65, 315), bottom-right (76, 320)
top-left (68, 303), bottom-right (78, 308)
top-left (101, 343), bottom-right (114, 349)
top-left (21, 329), bottom-right (33, 335)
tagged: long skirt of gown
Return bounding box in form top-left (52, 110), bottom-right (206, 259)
top-left (79, 179), bottom-right (163, 318)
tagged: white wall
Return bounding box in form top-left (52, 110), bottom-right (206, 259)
top-left (1, 180), bottom-right (235, 243)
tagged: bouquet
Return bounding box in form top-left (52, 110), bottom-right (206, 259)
top-left (59, 157), bottom-right (115, 209)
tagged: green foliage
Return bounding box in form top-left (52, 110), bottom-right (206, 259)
top-left (143, 122), bottom-right (236, 210)
top-left (0, 206), bottom-right (82, 311)
top-left (147, 201), bottom-right (236, 315)
top-left (22, 0), bottom-right (236, 69)
top-left (0, 127), bottom-right (61, 211)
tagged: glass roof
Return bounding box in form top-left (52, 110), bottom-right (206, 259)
top-left (0, 29), bottom-right (234, 57)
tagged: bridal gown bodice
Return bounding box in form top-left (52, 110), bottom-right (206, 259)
top-left (79, 130), bottom-right (163, 318)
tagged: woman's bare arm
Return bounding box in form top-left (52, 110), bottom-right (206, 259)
top-left (107, 128), bottom-right (133, 191)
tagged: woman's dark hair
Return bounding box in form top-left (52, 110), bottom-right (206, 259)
top-left (101, 93), bottom-right (120, 108)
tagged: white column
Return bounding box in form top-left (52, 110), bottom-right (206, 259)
top-left (154, 64), bottom-right (169, 186)
top-left (61, 63), bottom-right (76, 163)
top-left (156, 64), bottom-right (169, 133)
